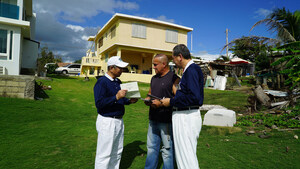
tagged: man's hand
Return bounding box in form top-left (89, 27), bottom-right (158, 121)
top-left (130, 98), bottom-right (138, 104)
top-left (144, 97), bottom-right (152, 106)
top-left (161, 98), bottom-right (170, 107)
top-left (151, 99), bottom-right (163, 108)
top-left (116, 89), bottom-right (127, 100)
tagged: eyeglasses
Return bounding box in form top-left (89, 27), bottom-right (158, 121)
top-left (112, 65), bottom-right (122, 69)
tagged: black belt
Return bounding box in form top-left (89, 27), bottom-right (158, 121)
top-left (173, 106), bottom-right (199, 111)
top-left (111, 115), bottom-right (123, 119)
top-left (102, 115), bottom-right (123, 119)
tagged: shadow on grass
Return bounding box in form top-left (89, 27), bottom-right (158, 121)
top-left (35, 81), bottom-right (49, 99)
top-left (120, 140), bottom-right (146, 169)
top-left (46, 74), bottom-right (75, 79)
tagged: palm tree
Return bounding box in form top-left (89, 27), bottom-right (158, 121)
top-left (251, 7), bottom-right (300, 43)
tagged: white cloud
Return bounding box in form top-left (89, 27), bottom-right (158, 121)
top-left (194, 51), bottom-right (234, 61)
top-left (35, 13), bottom-right (98, 62)
top-left (33, 0), bottom-right (139, 22)
top-left (194, 51), bottom-right (220, 61)
top-left (156, 15), bottom-right (175, 23)
top-left (66, 25), bottom-right (84, 32)
top-left (32, 0), bottom-right (139, 62)
top-left (254, 8), bottom-right (271, 19)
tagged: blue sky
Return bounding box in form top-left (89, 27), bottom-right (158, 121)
top-left (33, 0), bottom-right (299, 62)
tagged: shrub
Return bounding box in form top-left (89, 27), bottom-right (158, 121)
top-left (46, 64), bottom-right (58, 74)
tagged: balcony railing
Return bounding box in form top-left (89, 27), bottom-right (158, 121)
top-left (82, 57), bottom-right (100, 65)
top-left (0, 2), bottom-right (19, 20)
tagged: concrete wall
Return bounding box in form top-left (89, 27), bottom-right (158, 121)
top-left (0, 75), bottom-right (35, 99)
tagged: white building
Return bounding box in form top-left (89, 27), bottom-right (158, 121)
top-left (0, 0), bottom-right (38, 75)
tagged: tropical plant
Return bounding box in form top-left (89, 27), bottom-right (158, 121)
top-left (251, 7), bottom-right (300, 42)
top-left (216, 55), bottom-right (230, 61)
top-left (271, 41), bottom-right (300, 89)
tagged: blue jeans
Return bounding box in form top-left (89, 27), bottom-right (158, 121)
top-left (145, 120), bottom-right (174, 169)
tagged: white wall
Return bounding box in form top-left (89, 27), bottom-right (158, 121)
top-left (0, 24), bottom-right (22, 75)
top-left (29, 13), bottom-right (36, 40)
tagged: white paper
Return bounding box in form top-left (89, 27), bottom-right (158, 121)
top-left (120, 82), bottom-right (141, 98)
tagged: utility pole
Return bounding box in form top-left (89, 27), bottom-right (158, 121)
top-left (226, 28), bottom-right (229, 59)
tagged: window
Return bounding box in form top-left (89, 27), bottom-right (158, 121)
top-left (0, 29), bottom-right (12, 60)
top-left (98, 37), bottom-right (103, 48)
top-left (166, 29), bottom-right (178, 43)
top-left (110, 25), bottom-right (116, 39)
top-left (0, 29), bottom-right (7, 53)
top-left (69, 65), bottom-right (80, 68)
top-left (132, 23), bottom-right (146, 39)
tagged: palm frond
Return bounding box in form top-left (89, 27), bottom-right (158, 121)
top-left (250, 18), bottom-right (296, 42)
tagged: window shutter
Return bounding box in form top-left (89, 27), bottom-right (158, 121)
top-left (132, 23), bottom-right (146, 39)
top-left (166, 29), bottom-right (178, 43)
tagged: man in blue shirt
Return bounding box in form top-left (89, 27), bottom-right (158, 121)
top-left (161, 44), bottom-right (204, 169)
top-left (94, 56), bottom-right (138, 169)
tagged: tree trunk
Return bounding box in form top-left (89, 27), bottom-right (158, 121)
top-left (253, 85), bottom-right (271, 107)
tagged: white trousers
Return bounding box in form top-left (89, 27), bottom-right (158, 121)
top-left (95, 114), bottom-right (124, 169)
top-left (172, 109), bottom-right (202, 169)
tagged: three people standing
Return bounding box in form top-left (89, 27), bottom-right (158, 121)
top-left (94, 44), bottom-right (203, 169)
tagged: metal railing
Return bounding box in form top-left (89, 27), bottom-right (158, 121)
top-left (82, 57), bottom-right (100, 65)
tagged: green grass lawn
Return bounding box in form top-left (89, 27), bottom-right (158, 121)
top-left (0, 76), bottom-right (299, 168)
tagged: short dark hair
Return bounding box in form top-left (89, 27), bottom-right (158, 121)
top-left (173, 44), bottom-right (191, 59)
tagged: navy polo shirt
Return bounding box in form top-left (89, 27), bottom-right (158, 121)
top-left (170, 62), bottom-right (204, 108)
top-left (94, 74), bottom-right (130, 117)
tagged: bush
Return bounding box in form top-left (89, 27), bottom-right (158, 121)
top-left (46, 64), bottom-right (58, 74)
top-left (235, 104), bottom-right (300, 128)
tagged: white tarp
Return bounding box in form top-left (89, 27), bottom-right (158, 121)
top-left (213, 75), bottom-right (227, 90)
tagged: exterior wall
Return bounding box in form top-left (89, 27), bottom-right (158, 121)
top-left (0, 0), bottom-right (37, 76)
top-left (117, 18), bottom-right (188, 51)
top-left (29, 13), bottom-right (36, 39)
top-left (0, 24), bottom-right (22, 75)
top-left (95, 21), bottom-right (120, 58)
top-left (21, 38), bottom-right (38, 69)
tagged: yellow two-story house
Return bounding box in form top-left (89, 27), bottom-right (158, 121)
top-left (81, 13), bottom-right (192, 83)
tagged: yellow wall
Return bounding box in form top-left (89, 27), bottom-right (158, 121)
top-left (94, 17), bottom-right (189, 56)
top-left (117, 18), bottom-right (188, 51)
top-left (95, 21), bottom-right (120, 58)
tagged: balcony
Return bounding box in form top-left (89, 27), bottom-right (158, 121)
top-left (82, 57), bottom-right (100, 66)
top-left (0, 2), bottom-right (19, 20)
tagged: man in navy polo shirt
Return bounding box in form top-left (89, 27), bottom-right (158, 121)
top-left (161, 44), bottom-right (204, 169)
top-left (94, 56), bottom-right (138, 169)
